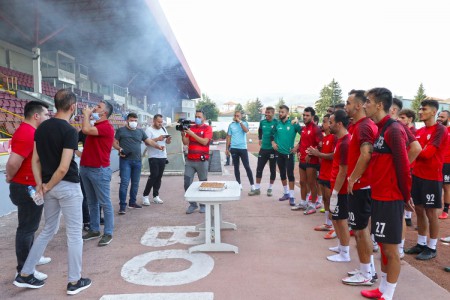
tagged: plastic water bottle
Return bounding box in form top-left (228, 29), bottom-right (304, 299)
top-left (27, 186), bottom-right (44, 206)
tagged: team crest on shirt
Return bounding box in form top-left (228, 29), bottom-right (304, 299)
top-left (287, 126), bottom-right (290, 130)
top-left (307, 130), bottom-right (311, 135)
top-left (326, 140), bottom-right (329, 145)
top-left (427, 134), bottom-right (431, 140)
top-left (201, 131), bottom-right (204, 135)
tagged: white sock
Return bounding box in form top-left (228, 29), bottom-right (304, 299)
top-left (379, 271), bottom-right (387, 293)
top-left (339, 245), bottom-right (350, 257)
top-left (268, 183), bottom-right (273, 189)
top-left (324, 211), bottom-right (330, 225)
top-left (283, 186), bottom-right (289, 193)
top-left (370, 255), bottom-right (376, 276)
top-left (418, 235), bottom-right (427, 246)
top-left (289, 190), bottom-right (295, 197)
top-left (255, 184), bottom-right (260, 189)
top-left (405, 211), bottom-right (412, 218)
top-left (318, 195), bottom-right (323, 203)
top-left (251, 184), bottom-right (256, 190)
top-left (382, 281), bottom-right (397, 300)
top-left (398, 239), bottom-right (405, 254)
top-left (360, 263), bottom-right (372, 279)
top-left (428, 238), bottom-right (437, 250)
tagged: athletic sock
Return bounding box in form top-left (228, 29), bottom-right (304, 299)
top-left (318, 195), bottom-right (323, 203)
top-left (418, 235), bottom-right (427, 246)
top-left (428, 238), bottom-right (437, 250)
top-left (251, 184), bottom-right (256, 190)
top-left (255, 184), bottom-right (260, 189)
top-left (370, 255), bottom-right (376, 277)
top-left (382, 281), bottom-right (397, 300)
top-left (283, 186), bottom-right (289, 193)
top-left (379, 271), bottom-right (387, 293)
top-left (360, 263), bottom-right (372, 280)
top-left (324, 211), bottom-right (332, 226)
top-left (398, 239), bottom-right (405, 255)
top-left (289, 190), bottom-right (295, 198)
top-left (268, 183), bottom-right (273, 189)
top-left (404, 211), bottom-right (412, 218)
top-left (339, 245), bottom-right (350, 258)
top-left (444, 203), bottom-right (449, 213)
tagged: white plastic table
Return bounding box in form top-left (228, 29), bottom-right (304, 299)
top-left (184, 181), bottom-right (241, 253)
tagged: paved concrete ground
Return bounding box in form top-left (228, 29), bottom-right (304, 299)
top-left (0, 146), bottom-right (449, 299)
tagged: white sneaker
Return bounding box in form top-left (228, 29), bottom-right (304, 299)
top-left (327, 253), bottom-right (351, 262)
top-left (342, 272), bottom-right (374, 286)
top-left (153, 196), bottom-right (164, 204)
top-left (15, 270), bottom-right (47, 281)
top-left (37, 256), bottom-right (51, 266)
top-left (142, 196), bottom-right (150, 206)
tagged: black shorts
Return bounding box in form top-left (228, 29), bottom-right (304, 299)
top-left (371, 199), bottom-right (404, 244)
top-left (443, 164), bottom-right (450, 184)
top-left (318, 179), bottom-right (331, 189)
top-left (348, 189), bottom-right (372, 230)
top-left (332, 194), bottom-right (349, 220)
top-left (411, 175), bottom-right (443, 209)
top-left (299, 162), bottom-right (320, 171)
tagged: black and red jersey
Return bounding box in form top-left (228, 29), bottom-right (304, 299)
top-left (413, 123), bottom-right (448, 181)
top-left (371, 116), bottom-right (411, 202)
top-left (347, 117), bottom-right (378, 190)
top-left (331, 134), bottom-right (350, 194)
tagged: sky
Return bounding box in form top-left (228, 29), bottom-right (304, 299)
top-left (159, 0), bottom-right (450, 106)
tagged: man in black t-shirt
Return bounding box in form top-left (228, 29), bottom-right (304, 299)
top-left (14, 89), bottom-right (92, 296)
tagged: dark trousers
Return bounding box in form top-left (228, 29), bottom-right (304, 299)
top-left (230, 148), bottom-right (254, 185)
top-left (9, 182), bottom-right (44, 273)
top-left (143, 157), bottom-right (167, 197)
top-left (80, 176), bottom-right (90, 224)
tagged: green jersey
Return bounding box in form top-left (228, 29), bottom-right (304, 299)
top-left (272, 118), bottom-right (302, 155)
top-left (258, 118), bottom-right (278, 150)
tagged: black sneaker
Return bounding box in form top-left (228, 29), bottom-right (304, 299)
top-left (82, 230), bottom-right (101, 241)
top-left (98, 234), bottom-right (113, 246)
top-left (405, 218), bottom-right (412, 227)
top-left (405, 243), bottom-right (426, 255)
top-left (118, 208), bottom-right (126, 215)
top-left (416, 247), bottom-right (437, 260)
top-left (13, 273), bottom-right (45, 289)
top-left (129, 203), bottom-right (142, 209)
top-left (67, 277), bottom-right (92, 295)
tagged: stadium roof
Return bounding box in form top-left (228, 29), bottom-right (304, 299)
top-left (0, 0), bottom-right (200, 99)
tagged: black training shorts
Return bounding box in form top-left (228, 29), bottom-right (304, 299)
top-left (371, 199), bottom-right (404, 244)
top-left (348, 189), bottom-right (372, 230)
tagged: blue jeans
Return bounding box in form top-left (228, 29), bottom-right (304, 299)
top-left (80, 166), bottom-right (114, 236)
top-left (119, 158), bottom-right (142, 208)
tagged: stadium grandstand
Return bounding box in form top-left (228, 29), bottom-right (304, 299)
top-left (0, 0), bottom-right (200, 156)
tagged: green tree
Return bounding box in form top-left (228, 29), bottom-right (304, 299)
top-left (411, 83), bottom-right (427, 113)
top-left (197, 93), bottom-right (219, 121)
top-left (314, 79), bottom-right (343, 117)
top-left (245, 97), bottom-right (264, 122)
top-left (275, 97), bottom-right (286, 112)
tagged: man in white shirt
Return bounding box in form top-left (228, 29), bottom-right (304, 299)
top-left (142, 114), bottom-right (171, 205)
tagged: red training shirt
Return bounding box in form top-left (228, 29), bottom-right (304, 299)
top-left (444, 127), bottom-right (450, 164)
top-left (330, 133), bottom-right (350, 194)
top-left (10, 122), bottom-right (36, 185)
top-left (187, 124), bottom-right (213, 161)
top-left (347, 117), bottom-right (378, 190)
top-left (80, 120), bottom-right (115, 168)
top-left (413, 123), bottom-right (448, 181)
top-left (371, 116), bottom-right (411, 202)
top-left (318, 133), bottom-right (336, 181)
top-left (298, 121), bottom-right (322, 164)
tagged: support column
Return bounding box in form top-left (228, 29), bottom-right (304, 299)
top-left (32, 47), bottom-right (42, 93)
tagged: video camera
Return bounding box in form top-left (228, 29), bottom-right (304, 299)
top-left (175, 118), bottom-right (192, 131)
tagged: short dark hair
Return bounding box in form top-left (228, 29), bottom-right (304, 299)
top-left (392, 98), bottom-right (403, 110)
top-left (102, 100), bottom-right (113, 118)
top-left (24, 101), bottom-right (49, 119)
top-left (420, 99), bottom-right (439, 111)
top-left (334, 103), bottom-right (345, 110)
top-left (366, 87), bottom-right (393, 113)
top-left (324, 114), bottom-right (331, 119)
top-left (313, 115), bottom-right (319, 123)
top-left (154, 114), bottom-right (163, 119)
top-left (279, 104), bottom-right (289, 112)
top-left (333, 110), bottom-right (350, 128)
top-left (54, 89), bottom-right (77, 112)
top-left (304, 106), bottom-right (316, 116)
top-left (441, 110), bottom-right (450, 117)
top-left (348, 89), bottom-right (367, 104)
top-left (398, 109), bottom-right (416, 122)
top-left (266, 106), bottom-right (275, 112)
top-left (127, 112), bottom-right (138, 119)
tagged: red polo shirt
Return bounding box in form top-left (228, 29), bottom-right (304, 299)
top-left (10, 122), bottom-right (36, 185)
top-left (80, 120), bottom-right (115, 168)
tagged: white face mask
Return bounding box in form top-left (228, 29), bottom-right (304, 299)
top-left (128, 121), bottom-right (138, 129)
top-left (89, 120), bottom-right (96, 126)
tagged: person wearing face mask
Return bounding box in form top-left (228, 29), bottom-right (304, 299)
top-left (113, 112), bottom-right (164, 215)
top-left (183, 109), bottom-right (213, 214)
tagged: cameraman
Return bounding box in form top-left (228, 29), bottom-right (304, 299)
top-left (182, 109), bottom-right (213, 214)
